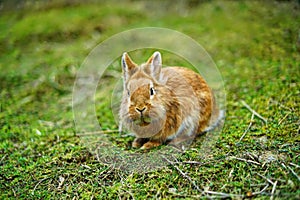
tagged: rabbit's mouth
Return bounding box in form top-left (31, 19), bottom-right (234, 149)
top-left (134, 116), bottom-right (151, 126)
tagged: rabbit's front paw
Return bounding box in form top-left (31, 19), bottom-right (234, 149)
top-left (140, 140), bottom-right (162, 149)
top-left (132, 138), bottom-right (148, 148)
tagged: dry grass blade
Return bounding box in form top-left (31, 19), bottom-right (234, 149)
top-left (289, 163), bottom-right (300, 168)
top-left (204, 190), bottom-right (244, 198)
top-left (32, 178), bottom-right (49, 195)
top-left (232, 156), bottom-right (261, 166)
top-left (76, 130), bottom-right (121, 136)
top-left (281, 163), bottom-right (300, 181)
top-left (257, 173), bottom-right (274, 185)
top-left (0, 154), bottom-right (7, 164)
top-left (252, 184), bottom-right (269, 195)
top-left (286, 164), bottom-right (300, 182)
top-left (278, 112), bottom-right (291, 125)
top-left (241, 100), bottom-right (267, 124)
top-left (163, 156), bottom-right (202, 193)
top-left (239, 113), bottom-right (255, 142)
top-left (270, 180), bottom-right (278, 200)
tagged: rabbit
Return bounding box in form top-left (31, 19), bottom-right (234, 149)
top-left (119, 51), bottom-right (219, 149)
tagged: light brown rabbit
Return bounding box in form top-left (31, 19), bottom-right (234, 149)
top-left (119, 51), bottom-right (218, 149)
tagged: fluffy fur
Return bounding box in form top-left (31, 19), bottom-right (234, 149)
top-left (119, 51), bottom-right (218, 149)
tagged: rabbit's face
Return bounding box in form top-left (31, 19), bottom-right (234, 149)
top-left (121, 52), bottom-right (166, 137)
top-left (128, 81), bottom-right (152, 126)
top-left (123, 76), bottom-right (167, 138)
top-left (126, 77), bottom-right (162, 127)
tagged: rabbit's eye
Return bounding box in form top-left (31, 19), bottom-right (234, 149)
top-left (127, 90), bottom-right (130, 96)
top-left (150, 87), bottom-right (155, 96)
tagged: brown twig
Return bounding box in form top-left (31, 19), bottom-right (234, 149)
top-left (241, 100), bottom-right (267, 124)
top-left (239, 113), bottom-right (255, 142)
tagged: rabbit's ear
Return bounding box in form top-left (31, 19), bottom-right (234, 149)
top-left (146, 51), bottom-right (162, 80)
top-left (122, 52), bottom-right (137, 82)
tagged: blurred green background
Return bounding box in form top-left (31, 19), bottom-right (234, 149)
top-left (0, 0), bottom-right (299, 199)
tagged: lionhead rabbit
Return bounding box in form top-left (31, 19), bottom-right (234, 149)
top-left (119, 51), bottom-right (219, 149)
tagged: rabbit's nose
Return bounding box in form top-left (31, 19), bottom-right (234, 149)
top-left (135, 107), bottom-right (146, 113)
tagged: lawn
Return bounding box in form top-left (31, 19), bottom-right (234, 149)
top-left (0, 0), bottom-right (299, 199)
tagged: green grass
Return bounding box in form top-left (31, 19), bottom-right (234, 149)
top-left (1, 0), bottom-right (299, 199)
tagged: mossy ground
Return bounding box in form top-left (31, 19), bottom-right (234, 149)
top-left (0, 0), bottom-right (299, 199)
